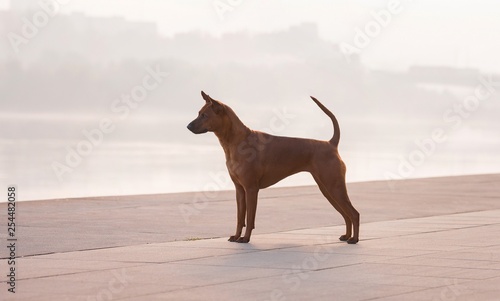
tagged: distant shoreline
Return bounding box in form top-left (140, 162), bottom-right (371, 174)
top-left (6, 172), bottom-right (499, 204)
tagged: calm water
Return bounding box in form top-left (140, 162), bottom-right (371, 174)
top-left (1, 134), bottom-right (499, 202)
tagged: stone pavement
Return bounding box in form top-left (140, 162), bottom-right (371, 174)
top-left (1, 174), bottom-right (500, 300)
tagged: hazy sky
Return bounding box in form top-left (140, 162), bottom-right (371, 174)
top-left (2, 0), bottom-right (500, 72)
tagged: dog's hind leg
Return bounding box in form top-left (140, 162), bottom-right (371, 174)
top-left (314, 169), bottom-right (360, 244)
top-left (312, 174), bottom-right (352, 242)
top-left (335, 187), bottom-right (359, 244)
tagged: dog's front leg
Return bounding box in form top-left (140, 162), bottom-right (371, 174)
top-left (229, 183), bottom-right (246, 242)
top-left (237, 187), bottom-right (259, 243)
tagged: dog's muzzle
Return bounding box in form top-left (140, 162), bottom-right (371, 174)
top-left (187, 122), bottom-right (208, 134)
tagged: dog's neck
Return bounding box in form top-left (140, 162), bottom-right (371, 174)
top-left (214, 106), bottom-right (251, 153)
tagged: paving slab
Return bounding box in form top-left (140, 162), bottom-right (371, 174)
top-left (1, 174), bottom-right (500, 300)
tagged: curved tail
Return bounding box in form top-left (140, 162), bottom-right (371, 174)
top-left (310, 96), bottom-right (340, 147)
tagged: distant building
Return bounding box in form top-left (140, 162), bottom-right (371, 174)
top-left (67, 12), bottom-right (157, 36)
top-left (0, 2), bottom-right (159, 62)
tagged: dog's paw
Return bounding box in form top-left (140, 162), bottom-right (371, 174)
top-left (236, 237), bottom-right (250, 243)
top-left (228, 236), bottom-right (240, 242)
top-left (347, 237), bottom-right (359, 244)
top-left (339, 235), bottom-right (349, 241)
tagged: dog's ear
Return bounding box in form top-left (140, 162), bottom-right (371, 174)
top-left (211, 99), bottom-right (224, 114)
top-left (201, 91), bottom-right (224, 114)
top-left (201, 91), bottom-right (212, 103)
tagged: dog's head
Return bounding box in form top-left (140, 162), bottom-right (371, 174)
top-left (187, 91), bottom-right (226, 134)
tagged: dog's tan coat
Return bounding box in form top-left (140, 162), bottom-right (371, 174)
top-left (188, 91), bottom-right (360, 244)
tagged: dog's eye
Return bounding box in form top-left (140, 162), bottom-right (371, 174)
top-left (201, 113), bottom-right (208, 118)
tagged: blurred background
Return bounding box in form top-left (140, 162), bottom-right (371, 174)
top-left (1, 0), bottom-right (499, 201)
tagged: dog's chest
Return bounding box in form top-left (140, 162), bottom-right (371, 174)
top-left (224, 151), bottom-right (258, 181)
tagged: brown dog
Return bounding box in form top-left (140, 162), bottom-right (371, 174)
top-left (187, 91), bottom-right (360, 244)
